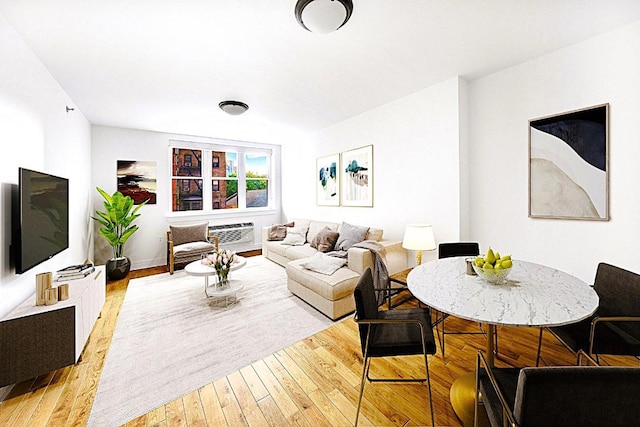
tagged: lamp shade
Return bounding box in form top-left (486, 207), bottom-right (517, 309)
top-left (402, 224), bottom-right (436, 251)
top-left (295, 0), bottom-right (353, 34)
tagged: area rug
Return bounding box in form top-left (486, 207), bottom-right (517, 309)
top-left (88, 256), bottom-right (335, 426)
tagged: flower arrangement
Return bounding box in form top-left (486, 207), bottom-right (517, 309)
top-left (202, 249), bottom-right (237, 287)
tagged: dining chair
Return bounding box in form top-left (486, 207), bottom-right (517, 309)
top-left (475, 350), bottom-right (640, 427)
top-left (536, 262), bottom-right (640, 365)
top-left (435, 242), bottom-right (485, 356)
top-left (353, 268), bottom-right (437, 427)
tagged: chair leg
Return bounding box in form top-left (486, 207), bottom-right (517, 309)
top-left (355, 354), bottom-right (372, 427)
top-left (536, 327), bottom-right (544, 366)
top-left (422, 346), bottom-right (435, 426)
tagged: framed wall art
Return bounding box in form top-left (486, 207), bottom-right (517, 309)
top-left (528, 103), bottom-right (609, 220)
top-left (117, 160), bottom-right (157, 205)
top-left (341, 145), bottom-right (373, 207)
top-left (316, 153), bottom-right (340, 206)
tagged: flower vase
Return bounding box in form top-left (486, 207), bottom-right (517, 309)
top-left (216, 269), bottom-right (229, 289)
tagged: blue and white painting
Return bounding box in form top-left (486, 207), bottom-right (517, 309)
top-left (316, 153), bottom-right (340, 206)
top-left (529, 104), bottom-right (608, 220)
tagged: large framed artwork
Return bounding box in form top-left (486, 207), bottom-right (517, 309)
top-left (117, 160), bottom-right (157, 205)
top-left (316, 153), bottom-right (340, 206)
top-left (341, 145), bottom-right (373, 207)
top-left (529, 104), bottom-right (609, 220)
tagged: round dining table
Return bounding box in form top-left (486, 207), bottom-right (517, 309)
top-left (407, 256), bottom-right (599, 426)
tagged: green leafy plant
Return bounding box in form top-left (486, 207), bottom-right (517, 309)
top-left (91, 187), bottom-right (148, 259)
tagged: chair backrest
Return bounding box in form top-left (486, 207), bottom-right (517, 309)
top-left (593, 262), bottom-right (640, 338)
top-left (353, 268), bottom-right (379, 354)
top-left (514, 366), bottom-right (640, 427)
top-left (438, 242), bottom-right (479, 259)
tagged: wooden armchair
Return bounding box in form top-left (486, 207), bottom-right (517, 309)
top-left (167, 223), bottom-right (218, 274)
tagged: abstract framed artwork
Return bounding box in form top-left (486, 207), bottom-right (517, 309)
top-left (316, 153), bottom-right (340, 206)
top-left (528, 103), bottom-right (609, 220)
top-left (341, 145), bottom-right (373, 207)
top-left (117, 160), bottom-right (157, 205)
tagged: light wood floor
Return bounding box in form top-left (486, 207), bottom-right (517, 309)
top-left (1, 264), bottom-right (638, 427)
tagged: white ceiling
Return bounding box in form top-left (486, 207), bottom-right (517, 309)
top-left (2, 1), bottom-right (640, 142)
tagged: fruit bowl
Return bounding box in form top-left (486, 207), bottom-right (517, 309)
top-left (472, 263), bottom-right (512, 284)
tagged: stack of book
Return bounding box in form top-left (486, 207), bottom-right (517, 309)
top-left (55, 263), bottom-right (95, 281)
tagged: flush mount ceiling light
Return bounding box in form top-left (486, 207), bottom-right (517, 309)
top-left (218, 100), bottom-right (249, 115)
top-left (295, 0), bottom-right (353, 34)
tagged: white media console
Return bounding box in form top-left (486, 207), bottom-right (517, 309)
top-left (0, 266), bottom-right (106, 387)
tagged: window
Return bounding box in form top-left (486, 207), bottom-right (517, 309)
top-left (245, 153), bottom-right (268, 208)
top-left (170, 143), bottom-right (273, 213)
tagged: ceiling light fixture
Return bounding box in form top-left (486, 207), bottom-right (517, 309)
top-left (218, 100), bottom-right (249, 115)
top-left (295, 0), bottom-right (353, 34)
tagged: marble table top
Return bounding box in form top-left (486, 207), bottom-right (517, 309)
top-left (407, 257), bottom-right (598, 327)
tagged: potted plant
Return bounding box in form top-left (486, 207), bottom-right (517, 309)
top-left (92, 187), bottom-right (148, 280)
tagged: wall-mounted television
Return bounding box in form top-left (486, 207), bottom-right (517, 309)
top-left (15, 168), bottom-right (69, 274)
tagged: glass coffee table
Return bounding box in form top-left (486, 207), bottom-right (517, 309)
top-left (185, 256), bottom-right (247, 305)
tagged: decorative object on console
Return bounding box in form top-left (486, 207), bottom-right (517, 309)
top-left (294, 0), bottom-right (353, 34)
top-left (35, 272), bottom-right (53, 306)
top-left (402, 224), bottom-right (436, 265)
top-left (201, 249), bottom-right (237, 288)
top-left (341, 145), bottom-right (373, 207)
top-left (316, 153), bottom-right (340, 206)
top-left (58, 284), bottom-right (69, 301)
top-left (218, 100), bottom-right (249, 115)
top-left (45, 287), bottom-right (58, 305)
top-left (529, 103), bottom-right (609, 220)
top-left (117, 160), bottom-right (157, 205)
top-left (92, 187), bottom-right (149, 280)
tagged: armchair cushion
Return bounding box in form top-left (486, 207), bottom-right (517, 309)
top-left (170, 223), bottom-right (208, 246)
top-left (173, 241), bottom-right (216, 259)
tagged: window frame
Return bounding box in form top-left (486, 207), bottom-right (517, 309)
top-left (169, 140), bottom-right (275, 216)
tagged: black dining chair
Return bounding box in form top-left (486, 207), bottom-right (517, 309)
top-left (475, 350), bottom-right (640, 427)
top-left (435, 242), bottom-right (486, 356)
top-left (536, 262), bottom-right (640, 365)
top-left (353, 268), bottom-right (437, 426)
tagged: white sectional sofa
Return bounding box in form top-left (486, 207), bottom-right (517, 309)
top-left (262, 219), bottom-right (406, 320)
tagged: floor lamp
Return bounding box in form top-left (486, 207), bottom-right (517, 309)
top-left (402, 224), bottom-right (436, 266)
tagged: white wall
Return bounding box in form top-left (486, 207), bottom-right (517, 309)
top-left (282, 77), bottom-right (467, 266)
top-left (91, 126), bottom-right (283, 269)
top-left (469, 20), bottom-right (640, 282)
top-left (0, 13), bottom-right (92, 318)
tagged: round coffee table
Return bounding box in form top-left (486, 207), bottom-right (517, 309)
top-left (185, 256), bottom-right (247, 304)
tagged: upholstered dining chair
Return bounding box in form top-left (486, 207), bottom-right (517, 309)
top-left (435, 242), bottom-right (483, 356)
top-left (353, 268), bottom-right (437, 426)
top-left (475, 350), bottom-right (640, 427)
top-left (167, 223), bottom-right (218, 274)
top-left (536, 262), bottom-right (640, 365)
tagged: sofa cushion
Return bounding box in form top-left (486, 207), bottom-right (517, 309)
top-left (310, 226), bottom-right (340, 252)
top-left (287, 259), bottom-right (360, 301)
top-left (366, 227), bottom-right (383, 242)
top-left (170, 223), bottom-right (208, 246)
top-left (299, 253), bottom-right (347, 275)
top-left (307, 220), bottom-right (339, 244)
top-left (282, 226), bottom-right (308, 246)
top-left (336, 222), bottom-right (370, 251)
top-left (284, 244), bottom-right (318, 260)
top-left (267, 222), bottom-right (294, 241)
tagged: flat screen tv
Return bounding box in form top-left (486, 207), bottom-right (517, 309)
top-left (16, 168), bottom-right (69, 274)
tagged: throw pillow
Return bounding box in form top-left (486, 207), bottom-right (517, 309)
top-left (299, 253), bottom-right (347, 275)
top-left (267, 222), bottom-right (294, 241)
top-left (310, 226), bottom-right (340, 253)
top-left (281, 226), bottom-right (308, 246)
top-left (335, 222), bottom-right (370, 251)
top-left (170, 223), bottom-right (208, 246)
